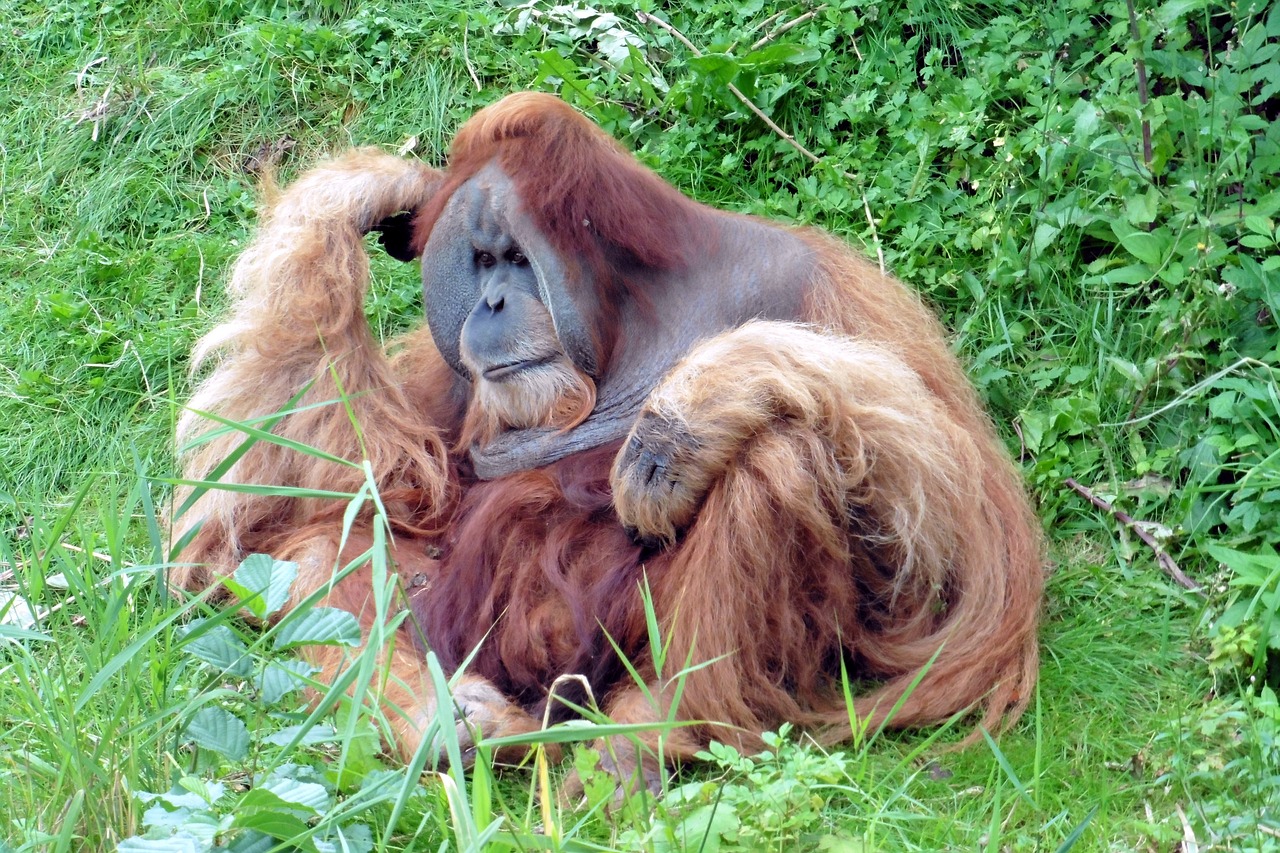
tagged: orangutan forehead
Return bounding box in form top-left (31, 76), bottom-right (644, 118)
top-left (452, 161), bottom-right (522, 239)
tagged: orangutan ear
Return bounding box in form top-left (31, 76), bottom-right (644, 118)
top-left (420, 162), bottom-right (603, 379)
top-left (371, 210), bottom-right (420, 262)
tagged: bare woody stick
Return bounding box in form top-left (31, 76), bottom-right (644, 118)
top-left (1064, 477), bottom-right (1199, 592)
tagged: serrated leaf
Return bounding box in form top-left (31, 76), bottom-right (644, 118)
top-left (1208, 390), bottom-right (1239, 418)
top-left (260, 774), bottom-right (331, 812)
top-left (140, 803), bottom-right (194, 832)
top-left (1070, 99), bottom-right (1099, 140)
top-left (1208, 544), bottom-right (1280, 583)
top-left (1111, 221), bottom-right (1172, 265)
top-left (117, 834), bottom-right (208, 853)
top-left (179, 622), bottom-right (252, 676)
top-left (255, 659), bottom-right (317, 705)
top-left (315, 824), bottom-right (374, 853)
top-left (1033, 223), bottom-right (1060, 254)
top-left (264, 724), bottom-right (339, 747)
top-left (224, 830), bottom-right (277, 853)
top-left (1154, 0), bottom-right (1202, 29)
top-left (176, 778), bottom-right (226, 807)
top-left (1243, 214), bottom-right (1275, 236)
top-left (223, 554), bottom-right (298, 619)
top-left (741, 42), bottom-right (821, 69)
top-left (273, 607), bottom-right (361, 649)
top-left (184, 706), bottom-right (250, 762)
top-left (687, 53), bottom-right (741, 85)
top-left (231, 809), bottom-right (311, 841)
top-left (138, 781), bottom-right (225, 811)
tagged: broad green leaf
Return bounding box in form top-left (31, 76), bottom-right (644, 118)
top-left (1243, 214), bottom-right (1274, 236)
top-left (1069, 99), bottom-right (1099, 140)
top-left (224, 831), bottom-right (277, 853)
top-left (140, 803), bottom-right (196, 832)
top-left (670, 802), bottom-right (738, 852)
top-left (138, 782), bottom-right (226, 811)
top-left (1017, 410), bottom-right (1046, 455)
top-left (687, 53), bottom-right (741, 86)
top-left (1208, 391), bottom-right (1239, 419)
top-left (176, 777), bottom-right (226, 807)
top-left (1096, 263), bottom-right (1153, 284)
top-left (184, 706), bottom-right (250, 761)
top-left (253, 774), bottom-right (331, 813)
top-left (230, 811), bottom-right (311, 844)
top-left (740, 42), bottom-right (821, 69)
top-left (531, 48), bottom-right (585, 88)
top-left (117, 835), bottom-right (208, 853)
top-left (1154, 0), bottom-right (1203, 29)
top-left (179, 622), bottom-right (252, 677)
top-left (222, 554), bottom-right (298, 619)
top-left (264, 724), bottom-right (339, 747)
top-left (314, 825), bottom-right (374, 853)
top-left (273, 607), bottom-right (361, 649)
top-left (1033, 223), bottom-right (1060, 254)
top-left (1208, 543), bottom-right (1280, 580)
top-left (1111, 221), bottom-right (1172, 266)
top-left (1124, 187), bottom-right (1161, 226)
top-left (255, 659), bottom-right (317, 704)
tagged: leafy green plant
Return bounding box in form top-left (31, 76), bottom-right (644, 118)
top-left (615, 726), bottom-right (859, 853)
top-left (113, 554), bottom-right (388, 851)
top-left (5, 0), bottom-right (1280, 847)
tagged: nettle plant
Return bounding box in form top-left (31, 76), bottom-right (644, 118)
top-left (121, 555), bottom-right (407, 852)
top-left (612, 727), bottom-right (857, 852)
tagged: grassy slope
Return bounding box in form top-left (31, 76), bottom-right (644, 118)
top-left (1, 0), bottom-right (1275, 850)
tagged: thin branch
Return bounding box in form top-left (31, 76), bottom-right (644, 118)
top-left (636, 11), bottom-right (701, 56)
top-left (746, 9), bottom-right (789, 40)
top-left (462, 21), bottom-right (482, 91)
top-left (751, 6), bottom-right (830, 52)
top-left (861, 193), bottom-right (886, 275)
top-left (636, 11), bottom-right (882, 273)
top-left (59, 541), bottom-right (118, 564)
top-left (1064, 477), bottom-right (1200, 592)
top-left (1105, 356), bottom-right (1271, 428)
top-left (637, 11), bottom-right (824, 167)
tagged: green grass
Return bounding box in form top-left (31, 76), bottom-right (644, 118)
top-left (0, 488), bottom-right (1218, 850)
top-left (3, 0), bottom-right (1279, 849)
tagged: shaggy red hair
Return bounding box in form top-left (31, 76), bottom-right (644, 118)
top-left (172, 97), bottom-right (1043, 779)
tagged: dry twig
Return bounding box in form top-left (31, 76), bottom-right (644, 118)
top-left (751, 6), bottom-right (830, 52)
top-left (636, 12), bottom-right (823, 166)
top-left (1065, 477), bottom-right (1200, 592)
top-left (463, 22), bottom-right (482, 91)
top-left (634, 10), bottom-right (885, 273)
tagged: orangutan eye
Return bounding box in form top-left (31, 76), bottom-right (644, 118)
top-left (475, 250), bottom-right (496, 268)
top-left (508, 249), bottom-right (528, 266)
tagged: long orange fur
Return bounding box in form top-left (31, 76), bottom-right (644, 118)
top-left (172, 97), bottom-right (1044, 777)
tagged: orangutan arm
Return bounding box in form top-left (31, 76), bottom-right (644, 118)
top-left (172, 150), bottom-right (454, 589)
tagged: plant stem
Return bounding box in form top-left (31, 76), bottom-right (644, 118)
top-left (1064, 477), bottom-right (1199, 591)
top-left (1124, 0), bottom-right (1153, 169)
